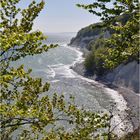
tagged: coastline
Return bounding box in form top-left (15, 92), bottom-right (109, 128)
top-left (71, 57), bottom-right (140, 134)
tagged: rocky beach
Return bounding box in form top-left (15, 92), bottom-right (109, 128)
top-left (71, 57), bottom-right (140, 132)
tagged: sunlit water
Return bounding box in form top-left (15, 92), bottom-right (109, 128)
top-left (12, 33), bottom-right (133, 136)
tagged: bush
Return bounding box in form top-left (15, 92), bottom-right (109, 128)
top-left (85, 38), bottom-right (109, 76)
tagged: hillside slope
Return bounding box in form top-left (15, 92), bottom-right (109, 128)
top-left (70, 22), bottom-right (139, 93)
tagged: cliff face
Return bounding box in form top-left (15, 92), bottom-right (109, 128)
top-left (69, 23), bottom-right (110, 48)
top-left (104, 61), bottom-right (139, 93)
top-left (70, 23), bottom-right (139, 93)
top-left (70, 14), bottom-right (130, 48)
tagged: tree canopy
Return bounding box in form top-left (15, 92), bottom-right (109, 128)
top-left (0, 1), bottom-right (110, 139)
top-left (1, 0), bottom-right (137, 139)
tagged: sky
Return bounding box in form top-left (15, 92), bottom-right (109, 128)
top-left (19, 0), bottom-right (100, 33)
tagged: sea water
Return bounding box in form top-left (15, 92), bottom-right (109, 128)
top-left (11, 32), bottom-right (133, 137)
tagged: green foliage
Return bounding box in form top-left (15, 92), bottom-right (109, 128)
top-left (77, 0), bottom-right (139, 23)
top-left (85, 38), bottom-right (108, 75)
top-left (78, 0), bottom-right (139, 69)
top-left (0, 0), bottom-right (111, 139)
top-left (102, 12), bottom-right (139, 69)
top-left (87, 37), bottom-right (106, 51)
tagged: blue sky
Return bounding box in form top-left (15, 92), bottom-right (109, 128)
top-left (19, 0), bottom-right (100, 33)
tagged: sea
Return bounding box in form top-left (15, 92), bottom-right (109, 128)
top-left (11, 32), bottom-right (133, 137)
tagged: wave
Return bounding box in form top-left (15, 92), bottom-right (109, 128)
top-left (47, 66), bottom-right (56, 78)
top-left (49, 63), bottom-right (65, 68)
top-left (104, 88), bottom-right (133, 136)
top-left (65, 45), bottom-right (84, 66)
top-left (51, 64), bottom-right (76, 78)
top-left (51, 80), bottom-right (60, 83)
top-left (34, 67), bottom-right (56, 78)
top-left (45, 44), bottom-right (84, 79)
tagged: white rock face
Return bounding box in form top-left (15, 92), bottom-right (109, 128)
top-left (70, 29), bottom-right (111, 48)
top-left (105, 61), bottom-right (139, 93)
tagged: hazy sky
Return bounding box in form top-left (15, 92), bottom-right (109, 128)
top-left (19, 0), bottom-right (100, 33)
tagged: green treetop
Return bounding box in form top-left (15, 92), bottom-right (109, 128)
top-left (0, 1), bottom-right (110, 140)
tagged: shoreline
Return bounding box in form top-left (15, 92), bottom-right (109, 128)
top-left (71, 60), bottom-right (140, 134)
